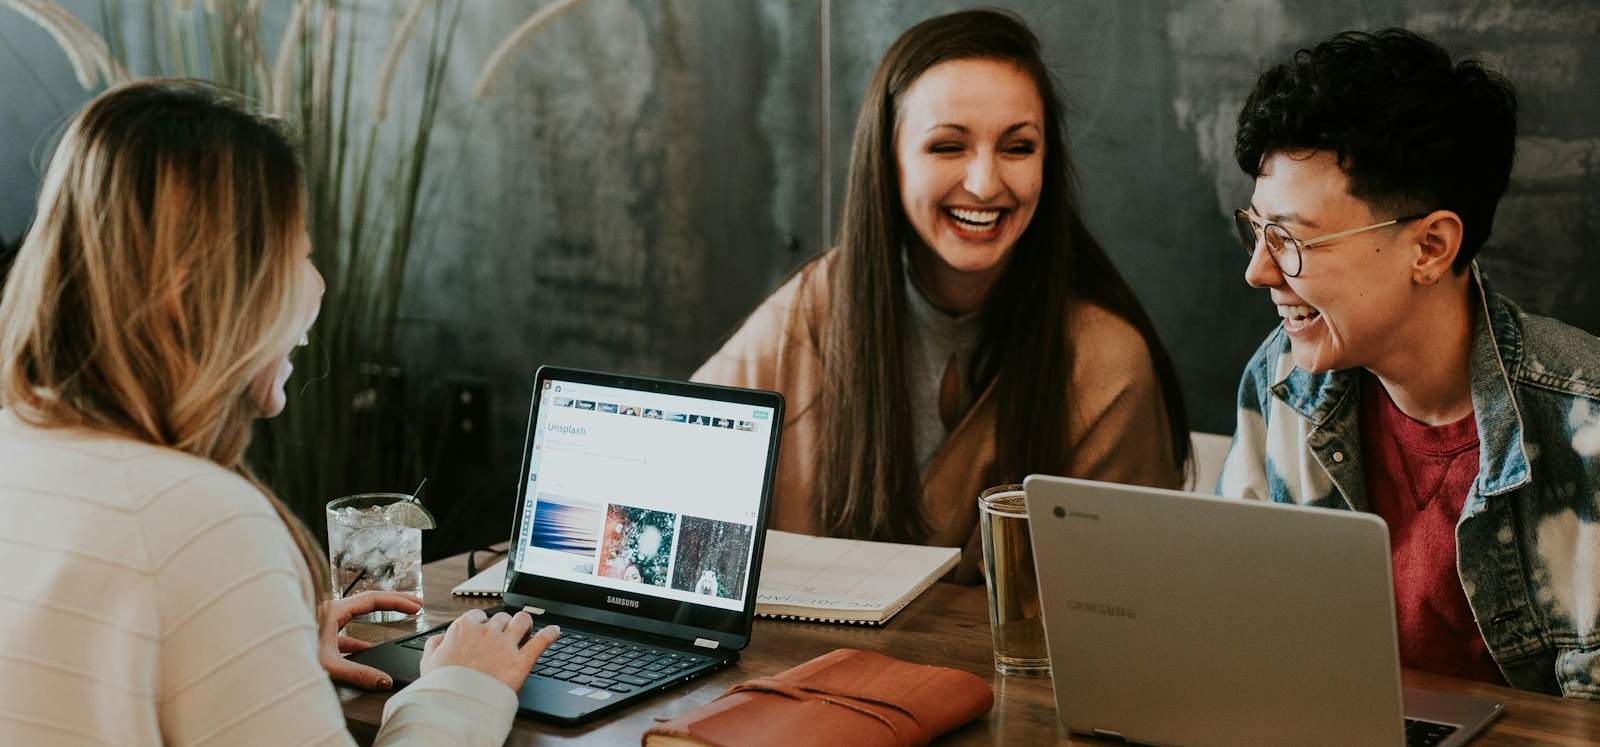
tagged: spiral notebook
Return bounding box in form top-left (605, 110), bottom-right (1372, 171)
top-left (454, 530), bottom-right (959, 626)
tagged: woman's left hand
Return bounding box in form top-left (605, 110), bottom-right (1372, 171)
top-left (319, 590), bottom-right (424, 691)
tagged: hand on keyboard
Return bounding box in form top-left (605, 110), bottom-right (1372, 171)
top-left (420, 608), bottom-right (561, 691)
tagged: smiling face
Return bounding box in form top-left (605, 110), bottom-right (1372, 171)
top-left (894, 57), bottom-right (1044, 310)
top-left (1244, 150), bottom-right (1420, 373)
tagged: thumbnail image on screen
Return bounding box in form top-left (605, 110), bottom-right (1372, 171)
top-left (598, 504), bottom-right (676, 587)
top-left (526, 495), bottom-right (601, 574)
top-left (670, 516), bottom-right (754, 601)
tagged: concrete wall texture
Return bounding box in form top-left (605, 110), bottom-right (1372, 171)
top-left (3, 1), bottom-right (1597, 546)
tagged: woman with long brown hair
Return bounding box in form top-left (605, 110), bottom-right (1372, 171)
top-left (696, 10), bottom-right (1190, 581)
top-left (0, 80), bottom-right (556, 745)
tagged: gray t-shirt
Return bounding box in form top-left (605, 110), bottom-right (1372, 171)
top-left (902, 263), bottom-right (983, 468)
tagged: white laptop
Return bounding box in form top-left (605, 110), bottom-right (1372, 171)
top-left (1023, 475), bottom-right (1504, 747)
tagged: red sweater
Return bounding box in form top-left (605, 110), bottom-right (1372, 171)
top-left (1359, 374), bottom-right (1506, 686)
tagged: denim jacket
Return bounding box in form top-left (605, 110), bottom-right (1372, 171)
top-left (1217, 265), bottom-right (1600, 699)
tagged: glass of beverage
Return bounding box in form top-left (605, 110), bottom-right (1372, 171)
top-left (979, 484), bottom-right (1049, 676)
top-left (326, 493), bottom-right (433, 622)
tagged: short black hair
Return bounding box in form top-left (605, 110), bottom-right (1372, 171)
top-left (1234, 28), bottom-right (1517, 269)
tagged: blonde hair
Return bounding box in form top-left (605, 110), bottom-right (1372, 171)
top-left (0, 78), bottom-right (330, 603)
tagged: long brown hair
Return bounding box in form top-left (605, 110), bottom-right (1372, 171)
top-left (0, 79), bottom-right (330, 602)
top-left (817, 9), bottom-right (1191, 543)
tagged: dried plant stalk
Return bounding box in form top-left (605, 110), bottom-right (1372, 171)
top-left (374, 0), bottom-right (431, 121)
top-left (271, 0), bottom-right (308, 114)
top-left (3, 0), bottom-right (102, 88)
top-left (309, 4), bottom-right (336, 128)
top-left (472, 0), bottom-right (588, 99)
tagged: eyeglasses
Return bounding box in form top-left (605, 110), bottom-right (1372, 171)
top-left (1233, 209), bottom-right (1429, 277)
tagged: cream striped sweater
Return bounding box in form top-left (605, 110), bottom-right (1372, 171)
top-left (0, 409), bottom-right (519, 746)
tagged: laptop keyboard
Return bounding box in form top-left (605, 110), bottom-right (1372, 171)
top-left (1404, 718), bottom-right (1458, 747)
top-left (398, 628), bottom-right (711, 695)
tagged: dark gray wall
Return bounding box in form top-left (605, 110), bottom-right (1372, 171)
top-left (394, 1), bottom-right (821, 550)
top-left (3, 1), bottom-right (1598, 552)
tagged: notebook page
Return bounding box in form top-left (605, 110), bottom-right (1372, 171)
top-left (756, 530), bottom-right (959, 612)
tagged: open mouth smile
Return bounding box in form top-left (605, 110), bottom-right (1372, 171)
top-left (1277, 303), bottom-right (1323, 333)
top-left (943, 207), bottom-right (1007, 239)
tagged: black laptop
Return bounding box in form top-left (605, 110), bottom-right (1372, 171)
top-left (351, 366), bottom-right (784, 725)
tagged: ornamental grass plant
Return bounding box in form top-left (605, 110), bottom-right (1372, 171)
top-left (4, 0), bottom-right (587, 539)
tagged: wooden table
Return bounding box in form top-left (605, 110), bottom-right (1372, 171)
top-left (339, 552), bottom-right (1600, 745)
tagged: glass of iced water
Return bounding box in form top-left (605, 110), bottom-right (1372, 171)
top-left (326, 493), bottom-right (433, 622)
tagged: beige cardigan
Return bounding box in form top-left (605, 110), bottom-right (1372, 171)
top-left (693, 253), bottom-right (1184, 582)
top-left (0, 409), bottom-right (519, 746)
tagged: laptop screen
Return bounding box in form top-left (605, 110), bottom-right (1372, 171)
top-left (506, 369), bottom-right (780, 639)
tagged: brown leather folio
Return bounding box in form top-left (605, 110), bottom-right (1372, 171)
top-left (641, 648), bottom-right (994, 747)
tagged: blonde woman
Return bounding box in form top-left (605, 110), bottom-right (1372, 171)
top-left (0, 80), bottom-right (557, 745)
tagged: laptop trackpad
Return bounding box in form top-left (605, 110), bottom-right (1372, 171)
top-left (347, 644), bottom-right (422, 686)
top-left (520, 676), bottom-right (611, 720)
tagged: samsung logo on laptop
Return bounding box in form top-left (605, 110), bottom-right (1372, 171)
top-left (606, 595), bottom-right (640, 609)
top-left (1063, 599), bottom-right (1136, 619)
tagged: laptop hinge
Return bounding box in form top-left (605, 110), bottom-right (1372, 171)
top-left (693, 637), bottom-right (720, 649)
top-left (522, 604), bottom-right (546, 617)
